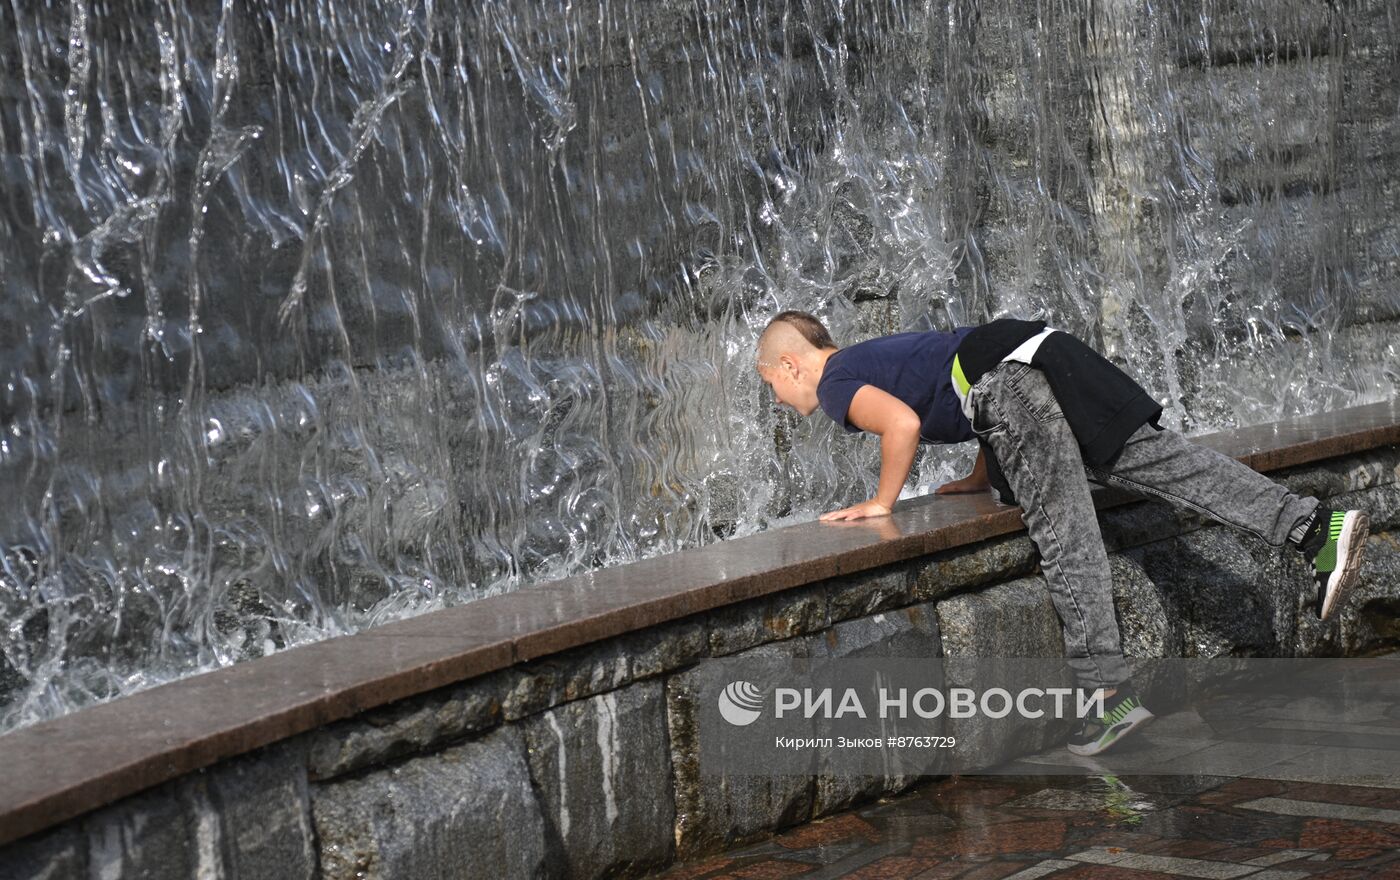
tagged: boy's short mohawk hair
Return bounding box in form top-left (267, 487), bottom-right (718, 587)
top-left (766, 310), bottom-right (837, 350)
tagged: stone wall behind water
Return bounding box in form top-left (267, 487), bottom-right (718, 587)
top-left (2, 0), bottom-right (1397, 736)
top-left (3, 440), bottom-right (1399, 879)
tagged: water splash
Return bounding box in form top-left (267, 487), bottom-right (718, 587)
top-left (1, 0), bottom-right (1396, 732)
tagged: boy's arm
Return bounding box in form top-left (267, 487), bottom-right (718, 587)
top-left (818, 385), bottom-right (921, 522)
top-left (934, 445), bottom-right (992, 494)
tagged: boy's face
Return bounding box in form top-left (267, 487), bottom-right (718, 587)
top-left (758, 358), bottom-right (819, 417)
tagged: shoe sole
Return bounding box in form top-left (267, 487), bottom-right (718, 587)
top-left (1067, 706), bottom-right (1155, 757)
top-left (1321, 511), bottom-right (1370, 621)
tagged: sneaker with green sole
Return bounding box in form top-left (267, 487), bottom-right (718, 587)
top-left (1067, 686), bottom-right (1154, 757)
top-left (1301, 508), bottom-right (1370, 621)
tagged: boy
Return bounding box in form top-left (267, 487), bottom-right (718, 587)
top-left (755, 310), bottom-right (1370, 756)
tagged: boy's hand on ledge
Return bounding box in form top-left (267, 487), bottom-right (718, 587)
top-left (819, 499), bottom-right (893, 522)
top-left (934, 476), bottom-right (992, 495)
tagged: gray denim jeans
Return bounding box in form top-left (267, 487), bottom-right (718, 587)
top-left (967, 361), bottom-right (1320, 690)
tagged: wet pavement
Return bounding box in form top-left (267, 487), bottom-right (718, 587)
top-left (650, 773), bottom-right (1400, 880)
top-left (650, 660), bottom-right (1400, 880)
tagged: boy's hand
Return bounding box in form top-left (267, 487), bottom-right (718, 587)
top-left (820, 499), bottom-right (893, 522)
top-left (934, 476), bottom-right (991, 495)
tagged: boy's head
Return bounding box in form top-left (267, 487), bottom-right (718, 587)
top-left (756, 310), bottom-right (838, 417)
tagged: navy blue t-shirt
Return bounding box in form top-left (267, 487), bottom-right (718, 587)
top-left (816, 328), bottom-right (975, 444)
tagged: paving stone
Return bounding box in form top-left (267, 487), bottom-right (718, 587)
top-left (1081, 829), bottom-right (1173, 852)
top-left (1010, 788), bottom-right (1133, 813)
top-left (1244, 849), bottom-right (1318, 866)
top-left (1274, 779), bottom-right (1400, 807)
top-left (917, 779), bottom-right (1024, 808)
top-left (1067, 845), bottom-right (1258, 878)
top-left (1015, 730), bottom-right (1213, 774)
top-left (1124, 775), bottom-right (1237, 800)
top-left (1239, 796), bottom-right (1400, 827)
top-left (1056, 865), bottom-right (1181, 880)
top-left (910, 818), bottom-right (1068, 857)
top-left (311, 726), bottom-right (548, 880)
top-left (1135, 804), bottom-right (1305, 847)
top-left (1003, 861), bottom-right (1080, 880)
top-left (1298, 817), bottom-right (1400, 855)
top-left (1149, 738), bottom-right (1328, 779)
top-left (839, 854), bottom-right (944, 879)
top-left (770, 812), bottom-right (882, 851)
top-left (1138, 838), bottom-right (1233, 858)
top-left (521, 682), bottom-right (674, 878)
top-left (649, 748), bottom-right (1400, 879)
top-left (651, 853), bottom-right (737, 879)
